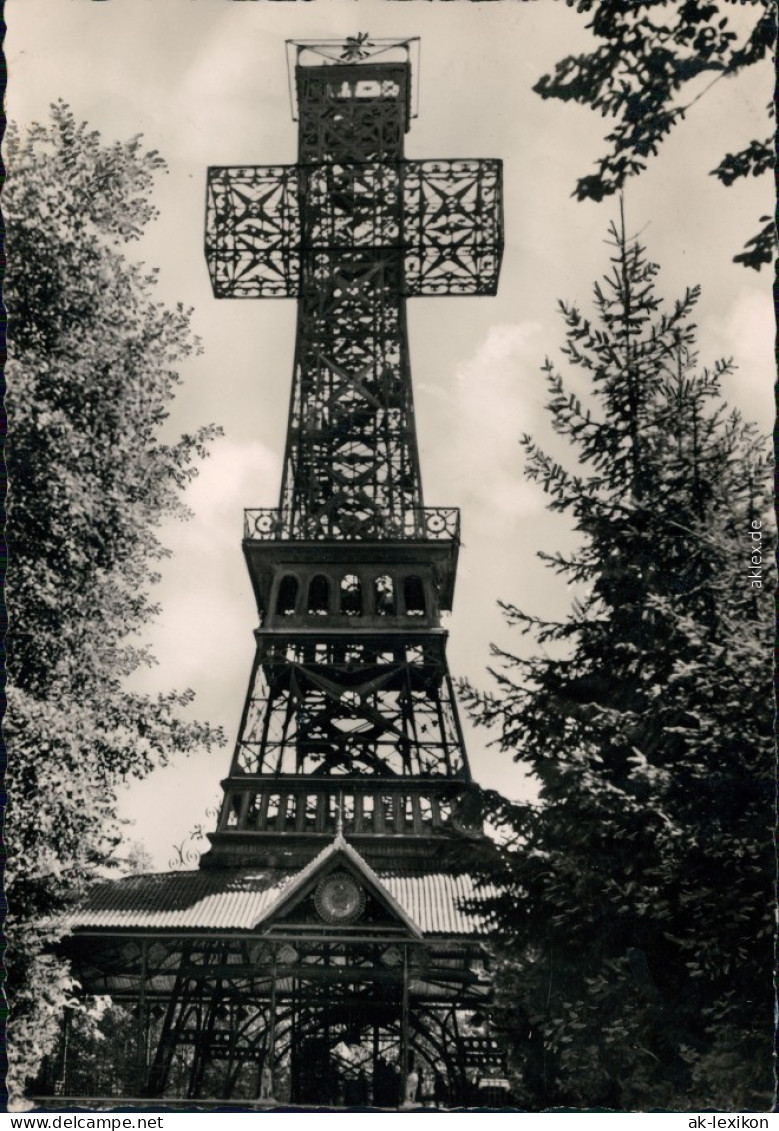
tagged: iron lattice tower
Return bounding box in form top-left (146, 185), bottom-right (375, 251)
top-left (204, 38), bottom-right (502, 868)
top-left (46, 38), bottom-right (506, 1109)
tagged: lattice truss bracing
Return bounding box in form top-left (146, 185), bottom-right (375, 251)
top-left (282, 250), bottom-right (422, 540)
top-left (298, 67), bottom-right (407, 163)
top-left (230, 639), bottom-right (466, 779)
top-left (42, 937), bottom-right (499, 1106)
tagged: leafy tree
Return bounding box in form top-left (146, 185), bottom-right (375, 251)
top-left (33, 1002), bottom-right (140, 1101)
top-left (461, 214), bottom-right (773, 1109)
top-left (535, 0), bottom-right (775, 268)
top-left (5, 102), bottom-right (225, 1100)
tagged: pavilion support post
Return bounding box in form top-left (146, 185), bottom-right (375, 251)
top-left (268, 948), bottom-right (277, 1085)
top-left (400, 946), bottom-right (410, 1106)
top-left (290, 977), bottom-right (298, 1102)
top-left (136, 940), bottom-right (149, 1095)
top-left (189, 969), bottom-right (223, 1099)
top-left (372, 1021), bottom-right (380, 1104)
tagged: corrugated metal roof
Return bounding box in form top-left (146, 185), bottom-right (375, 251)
top-left (385, 872), bottom-right (490, 935)
top-left (63, 866), bottom-right (496, 937)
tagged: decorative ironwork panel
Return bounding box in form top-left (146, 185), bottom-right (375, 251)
top-left (302, 163), bottom-right (402, 249)
top-left (206, 160), bottom-right (503, 299)
top-left (403, 160), bottom-right (503, 296)
top-left (297, 64), bottom-right (408, 163)
top-left (206, 166), bottom-right (300, 298)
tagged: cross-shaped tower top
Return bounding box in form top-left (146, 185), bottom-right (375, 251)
top-left (206, 38), bottom-right (503, 541)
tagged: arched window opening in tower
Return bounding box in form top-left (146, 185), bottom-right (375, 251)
top-left (276, 574), bottom-right (299, 616)
top-left (340, 573), bottom-right (363, 616)
top-left (305, 794), bottom-right (319, 831)
top-left (437, 797), bottom-right (452, 826)
top-left (374, 574), bottom-right (395, 616)
top-left (404, 575), bottom-right (426, 616)
top-left (361, 793), bottom-right (375, 831)
top-left (419, 796), bottom-right (433, 829)
top-left (281, 794), bottom-right (296, 829)
top-left (308, 574), bottom-right (330, 615)
top-left (265, 794), bottom-right (281, 830)
top-left (249, 795), bottom-right (262, 830)
top-left (382, 795), bottom-right (395, 831)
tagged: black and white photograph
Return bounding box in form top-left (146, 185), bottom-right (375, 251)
top-left (5, 0), bottom-right (775, 1114)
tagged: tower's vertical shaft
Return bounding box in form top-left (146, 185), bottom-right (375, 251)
top-left (280, 63), bottom-right (423, 539)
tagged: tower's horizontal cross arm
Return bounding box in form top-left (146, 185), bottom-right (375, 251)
top-left (205, 159), bottom-right (503, 298)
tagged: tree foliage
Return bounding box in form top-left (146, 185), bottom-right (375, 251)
top-left (535, 0), bottom-right (775, 268)
top-left (5, 102), bottom-right (225, 1099)
top-left (461, 216), bottom-right (773, 1110)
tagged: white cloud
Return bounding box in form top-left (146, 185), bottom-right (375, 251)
top-left (121, 438), bottom-right (282, 864)
top-left (179, 435), bottom-right (281, 543)
top-left (705, 288), bottom-right (774, 432)
top-left (130, 437), bottom-right (280, 692)
top-left (425, 322), bottom-right (548, 525)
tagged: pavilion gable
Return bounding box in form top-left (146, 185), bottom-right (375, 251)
top-left (252, 833), bottom-right (423, 938)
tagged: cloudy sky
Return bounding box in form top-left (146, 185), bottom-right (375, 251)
top-left (9, 0), bottom-right (774, 868)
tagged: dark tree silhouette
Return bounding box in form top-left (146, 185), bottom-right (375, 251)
top-left (461, 215), bottom-right (773, 1109)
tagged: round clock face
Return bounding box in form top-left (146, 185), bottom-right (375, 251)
top-left (314, 872), bottom-right (366, 925)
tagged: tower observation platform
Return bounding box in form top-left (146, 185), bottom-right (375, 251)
top-left (44, 36), bottom-right (507, 1108)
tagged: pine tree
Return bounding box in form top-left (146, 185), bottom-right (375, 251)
top-left (461, 214), bottom-right (773, 1110)
top-left (5, 103), bottom-right (226, 1098)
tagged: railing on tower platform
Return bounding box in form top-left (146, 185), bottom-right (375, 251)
top-left (243, 505), bottom-right (460, 542)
